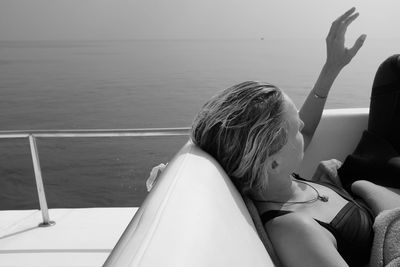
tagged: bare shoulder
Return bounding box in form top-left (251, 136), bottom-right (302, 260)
top-left (265, 212), bottom-right (335, 250)
top-left (265, 212), bottom-right (321, 239)
top-left (265, 213), bottom-right (347, 267)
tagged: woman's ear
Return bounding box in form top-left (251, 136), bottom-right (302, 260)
top-left (266, 156), bottom-right (281, 174)
top-left (271, 160), bottom-right (279, 170)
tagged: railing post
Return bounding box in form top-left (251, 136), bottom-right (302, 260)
top-left (28, 135), bottom-right (55, 227)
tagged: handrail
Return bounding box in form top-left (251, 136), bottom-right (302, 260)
top-left (1, 127), bottom-right (190, 227)
top-left (0, 127), bottom-right (190, 138)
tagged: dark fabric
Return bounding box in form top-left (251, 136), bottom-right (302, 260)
top-left (368, 54), bottom-right (400, 152)
top-left (338, 130), bottom-right (400, 192)
top-left (338, 54), bottom-right (400, 191)
top-left (260, 177), bottom-right (374, 267)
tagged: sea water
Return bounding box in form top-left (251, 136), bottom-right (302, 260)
top-left (0, 38), bottom-right (399, 209)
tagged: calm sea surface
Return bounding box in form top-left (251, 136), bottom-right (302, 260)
top-left (1, 38), bottom-right (399, 209)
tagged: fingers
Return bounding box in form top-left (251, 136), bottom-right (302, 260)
top-left (327, 7), bottom-right (357, 40)
top-left (348, 34), bottom-right (367, 57)
top-left (337, 12), bottom-right (359, 39)
top-left (344, 12), bottom-right (359, 26)
top-left (336, 7), bottom-right (356, 22)
top-left (330, 159), bottom-right (342, 168)
top-left (343, 13), bottom-right (359, 30)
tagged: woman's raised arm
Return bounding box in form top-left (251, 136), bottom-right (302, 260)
top-left (300, 7), bottom-right (366, 150)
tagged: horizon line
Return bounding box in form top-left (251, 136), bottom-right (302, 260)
top-left (1, 36), bottom-right (399, 42)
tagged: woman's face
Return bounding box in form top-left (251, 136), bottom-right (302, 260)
top-left (272, 94), bottom-right (305, 175)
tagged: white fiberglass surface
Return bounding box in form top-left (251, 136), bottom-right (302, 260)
top-left (0, 207), bottom-right (137, 267)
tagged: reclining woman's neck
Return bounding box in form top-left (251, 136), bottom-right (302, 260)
top-left (255, 174), bottom-right (296, 202)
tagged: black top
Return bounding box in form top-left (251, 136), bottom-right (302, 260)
top-left (260, 174), bottom-right (374, 267)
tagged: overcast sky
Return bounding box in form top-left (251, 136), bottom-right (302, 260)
top-left (0, 0), bottom-right (398, 41)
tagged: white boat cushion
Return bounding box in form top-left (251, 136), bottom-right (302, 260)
top-left (105, 141), bottom-right (275, 267)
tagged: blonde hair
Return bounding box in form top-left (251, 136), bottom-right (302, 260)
top-left (191, 81), bottom-right (288, 196)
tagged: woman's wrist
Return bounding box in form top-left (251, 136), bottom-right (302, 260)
top-left (313, 63), bottom-right (341, 97)
top-left (313, 91), bottom-right (327, 99)
top-left (323, 61), bottom-right (343, 76)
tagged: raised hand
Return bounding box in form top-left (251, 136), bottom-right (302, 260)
top-left (325, 7), bottom-right (367, 70)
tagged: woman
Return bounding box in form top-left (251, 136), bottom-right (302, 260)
top-left (191, 7), bottom-right (400, 267)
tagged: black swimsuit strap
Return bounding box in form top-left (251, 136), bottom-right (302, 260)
top-left (260, 210), bottom-right (293, 224)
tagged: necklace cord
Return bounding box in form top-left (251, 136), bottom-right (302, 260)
top-left (255, 173), bottom-right (329, 205)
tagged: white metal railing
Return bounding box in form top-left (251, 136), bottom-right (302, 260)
top-left (0, 127), bottom-right (190, 227)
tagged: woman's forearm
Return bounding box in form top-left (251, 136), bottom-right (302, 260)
top-left (299, 63), bottom-right (341, 148)
top-left (299, 7), bottom-right (366, 150)
top-left (351, 180), bottom-right (400, 217)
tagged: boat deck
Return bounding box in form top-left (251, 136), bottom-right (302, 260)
top-left (0, 207), bottom-right (138, 267)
